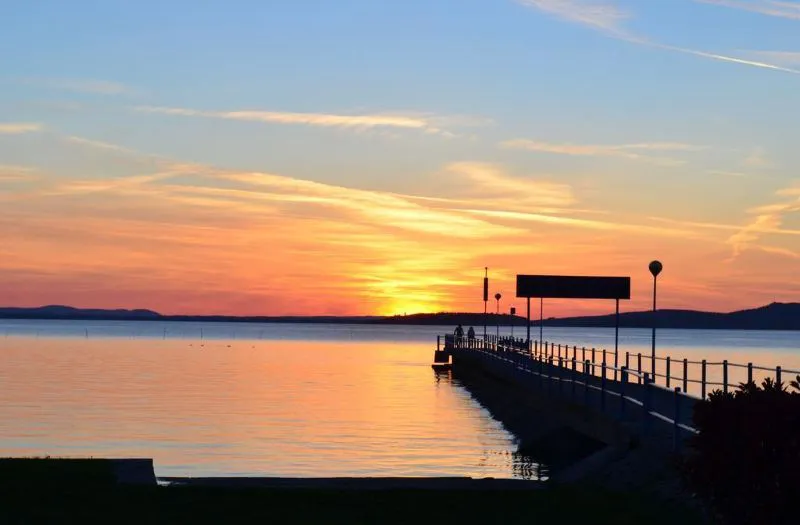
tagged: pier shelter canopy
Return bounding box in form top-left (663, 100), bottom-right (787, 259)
top-left (516, 274), bottom-right (631, 351)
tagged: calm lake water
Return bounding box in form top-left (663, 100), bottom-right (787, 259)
top-left (0, 320), bottom-right (797, 479)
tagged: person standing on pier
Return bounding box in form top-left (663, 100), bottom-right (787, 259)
top-left (454, 324), bottom-right (464, 344)
top-left (467, 326), bottom-right (475, 340)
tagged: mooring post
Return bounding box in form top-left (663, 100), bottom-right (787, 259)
top-left (701, 360), bottom-right (707, 400)
top-left (673, 387), bottom-right (682, 451)
top-left (683, 358), bottom-right (688, 395)
top-left (619, 366), bottom-right (628, 417)
top-left (723, 360), bottom-right (728, 393)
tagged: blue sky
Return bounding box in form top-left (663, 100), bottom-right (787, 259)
top-left (1, 0), bottom-right (799, 315)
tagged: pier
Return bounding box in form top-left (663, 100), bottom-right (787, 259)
top-left (434, 333), bottom-right (798, 456)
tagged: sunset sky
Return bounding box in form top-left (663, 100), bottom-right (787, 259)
top-left (2, 0), bottom-right (799, 317)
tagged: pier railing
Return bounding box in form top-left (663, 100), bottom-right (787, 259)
top-left (438, 334), bottom-right (799, 400)
top-left (437, 334), bottom-right (800, 450)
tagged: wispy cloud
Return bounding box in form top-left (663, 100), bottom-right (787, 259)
top-left (65, 136), bottom-right (142, 155)
top-left (727, 183), bottom-right (800, 259)
top-left (708, 169), bottom-right (749, 177)
top-left (0, 165), bottom-right (38, 182)
top-left (743, 50), bottom-right (800, 66)
top-left (514, 0), bottom-right (630, 35)
top-left (19, 77), bottom-right (134, 95)
top-left (0, 123), bottom-right (42, 134)
top-left (696, 0), bottom-right (800, 20)
top-left (443, 162), bottom-right (576, 208)
top-left (136, 106), bottom-right (475, 137)
top-left (743, 147), bottom-right (774, 168)
top-left (515, 0), bottom-right (800, 74)
top-left (501, 139), bottom-right (703, 165)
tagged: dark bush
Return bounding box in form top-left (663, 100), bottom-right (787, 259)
top-left (684, 376), bottom-right (800, 525)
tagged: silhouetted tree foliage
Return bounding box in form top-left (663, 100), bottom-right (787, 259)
top-left (684, 376), bottom-right (800, 525)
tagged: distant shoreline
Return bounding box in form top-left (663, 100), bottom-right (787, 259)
top-left (1, 303), bottom-right (798, 331)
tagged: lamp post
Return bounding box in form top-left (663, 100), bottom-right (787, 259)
top-left (494, 293), bottom-right (502, 339)
top-left (649, 260), bottom-right (663, 378)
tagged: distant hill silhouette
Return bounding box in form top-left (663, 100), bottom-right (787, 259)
top-left (0, 305), bottom-right (161, 320)
top-left (0, 302), bottom-right (798, 330)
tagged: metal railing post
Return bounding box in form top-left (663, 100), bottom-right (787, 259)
top-left (437, 335), bottom-right (440, 352)
top-left (642, 373), bottom-right (652, 436)
top-left (602, 349), bottom-right (607, 379)
top-left (614, 349), bottom-right (619, 381)
top-left (571, 357), bottom-right (577, 399)
top-left (723, 360), bottom-right (728, 393)
top-left (673, 387), bottom-right (682, 451)
top-left (701, 360), bottom-right (707, 400)
top-left (584, 359), bottom-right (590, 407)
top-left (582, 346), bottom-right (586, 363)
top-left (558, 356), bottom-right (563, 395)
top-left (776, 366), bottom-right (782, 386)
top-left (619, 366), bottom-right (628, 417)
top-left (747, 362), bottom-right (753, 384)
top-left (683, 358), bottom-right (688, 395)
top-left (600, 361), bottom-right (607, 411)
top-left (591, 348), bottom-right (596, 376)
top-left (637, 353), bottom-right (642, 384)
top-left (666, 356), bottom-right (671, 388)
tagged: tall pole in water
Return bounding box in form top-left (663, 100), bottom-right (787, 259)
top-left (649, 260), bottom-right (663, 379)
top-left (483, 267), bottom-right (488, 342)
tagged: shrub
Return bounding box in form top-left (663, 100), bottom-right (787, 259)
top-left (683, 376), bottom-right (800, 525)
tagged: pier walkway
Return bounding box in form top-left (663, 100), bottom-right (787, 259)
top-left (434, 334), bottom-right (799, 452)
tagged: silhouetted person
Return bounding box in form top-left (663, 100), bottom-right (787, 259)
top-left (454, 324), bottom-right (464, 340)
top-left (467, 326), bottom-right (475, 339)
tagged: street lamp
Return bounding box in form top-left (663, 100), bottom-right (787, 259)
top-left (494, 293), bottom-right (502, 339)
top-left (649, 260), bottom-right (663, 379)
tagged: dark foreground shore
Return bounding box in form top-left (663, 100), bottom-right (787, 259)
top-left (0, 459), bottom-right (707, 524)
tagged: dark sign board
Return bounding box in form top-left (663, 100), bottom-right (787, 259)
top-left (516, 275), bottom-right (631, 300)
